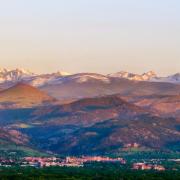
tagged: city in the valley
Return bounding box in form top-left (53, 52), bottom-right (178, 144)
top-left (1, 155), bottom-right (179, 171)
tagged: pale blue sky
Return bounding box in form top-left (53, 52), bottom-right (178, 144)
top-left (0, 0), bottom-right (179, 75)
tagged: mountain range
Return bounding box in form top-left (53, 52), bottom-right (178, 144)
top-left (0, 68), bottom-right (179, 156)
top-left (0, 68), bottom-right (180, 103)
top-left (0, 68), bottom-right (180, 85)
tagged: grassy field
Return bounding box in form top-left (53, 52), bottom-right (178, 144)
top-left (0, 143), bottom-right (48, 158)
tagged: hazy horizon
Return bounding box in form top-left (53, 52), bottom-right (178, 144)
top-left (0, 0), bottom-right (180, 76)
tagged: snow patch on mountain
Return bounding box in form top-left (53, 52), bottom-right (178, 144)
top-left (29, 72), bottom-right (71, 87)
top-left (151, 73), bottom-right (180, 84)
top-left (0, 68), bottom-right (71, 85)
top-left (68, 73), bottom-right (110, 83)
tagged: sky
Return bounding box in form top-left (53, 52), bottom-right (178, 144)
top-left (0, 0), bottom-right (179, 75)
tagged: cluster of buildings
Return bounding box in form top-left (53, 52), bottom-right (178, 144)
top-left (65, 156), bottom-right (126, 166)
top-left (23, 156), bottom-right (126, 168)
top-left (124, 143), bottom-right (140, 148)
top-left (0, 156), bottom-right (171, 171)
top-left (0, 158), bottom-right (14, 167)
top-left (132, 163), bottom-right (165, 171)
top-left (23, 157), bottom-right (61, 168)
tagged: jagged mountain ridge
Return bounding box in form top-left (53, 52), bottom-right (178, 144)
top-left (0, 68), bottom-right (34, 83)
top-left (0, 68), bottom-right (71, 86)
top-left (0, 68), bottom-right (180, 86)
top-left (108, 71), bottom-right (157, 81)
top-left (1, 69), bottom-right (180, 102)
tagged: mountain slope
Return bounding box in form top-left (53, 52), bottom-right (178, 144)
top-left (0, 83), bottom-right (55, 108)
top-left (124, 94), bottom-right (180, 118)
top-left (51, 116), bottom-right (180, 155)
top-left (40, 76), bottom-right (180, 101)
top-left (151, 73), bottom-right (180, 84)
top-left (19, 95), bottom-right (173, 154)
top-left (0, 128), bottom-right (29, 145)
top-left (0, 127), bottom-right (48, 157)
top-left (17, 94), bottom-right (180, 154)
top-left (31, 95), bottom-right (148, 126)
top-left (0, 93), bottom-right (179, 155)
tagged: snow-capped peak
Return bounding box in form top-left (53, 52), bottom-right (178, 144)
top-left (108, 71), bottom-right (132, 78)
top-left (54, 71), bottom-right (71, 76)
top-left (108, 71), bottom-right (157, 81)
top-left (141, 71), bottom-right (157, 80)
top-left (14, 68), bottom-right (34, 75)
top-left (0, 68), bottom-right (35, 83)
top-left (0, 68), bottom-right (10, 73)
top-left (143, 71), bottom-right (156, 77)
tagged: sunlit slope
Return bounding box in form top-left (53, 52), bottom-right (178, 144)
top-left (0, 83), bottom-right (55, 108)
